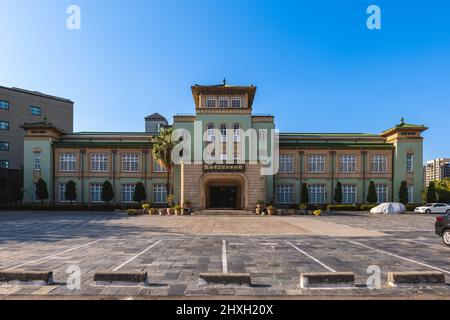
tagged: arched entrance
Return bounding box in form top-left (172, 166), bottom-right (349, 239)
top-left (200, 173), bottom-right (248, 210)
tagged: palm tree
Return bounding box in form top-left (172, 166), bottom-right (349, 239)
top-left (152, 127), bottom-right (175, 201)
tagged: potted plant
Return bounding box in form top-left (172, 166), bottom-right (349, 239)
top-left (299, 204), bottom-right (308, 215)
top-left (267, 205), bottom-right (276, 216)
top-left (313, 209), bottom-right (322, 216)
top-left (183, 200), bottom-right (192, 215)
top-left (150, 208), bottom-right (158, 215)
top-left (158, 208), bottom-right (165, 216)
top-left (255, 200), bottom-right (264, 215)
top-left (141, 203), bottom-right (151, 215)
top-left (174, 204), bottom-right (182, 215)
top-left (167, 207), bottom-right (175, 215)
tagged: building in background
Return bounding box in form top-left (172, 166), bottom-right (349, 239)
top-left (424, 158), bottom-right (450, 186)
top-left (21, 82), bottom-right (427, 208)
top-left (0, 86), bottom-right (73, 202)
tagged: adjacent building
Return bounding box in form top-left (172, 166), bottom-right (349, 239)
top-left (424, 158), bottom-right (450, 186)
top-left (21, 82), bottom-right (427, 209)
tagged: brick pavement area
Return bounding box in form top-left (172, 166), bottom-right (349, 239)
top-left (0, 211), bottom-right (449, 298)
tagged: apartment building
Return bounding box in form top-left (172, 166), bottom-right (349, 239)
top-left (424, 158), bottom-right (450, 186)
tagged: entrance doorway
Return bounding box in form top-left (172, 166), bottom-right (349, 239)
top-left (208, 186), bottom-right (238, 209)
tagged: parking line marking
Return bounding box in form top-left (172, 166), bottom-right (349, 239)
top-left (9, 239), bottom-right (103, 269)
top-left (399, 238), bottom-right (447, 250)
top-left (112, 239), bottom-right (162, 271)
top-left (285, 241), bottom-right (336, 273)
top-left (347, 240), bottom-right (450, 275)
top-left (222, 240), bottom-right (228, 274)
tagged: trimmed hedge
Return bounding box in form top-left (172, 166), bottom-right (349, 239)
top-left (326, 204), bottom-right (359, 211)
top-left (360, 204), bottom-right (377, 211)
top-left (0, 204), bottom-right (142, 212)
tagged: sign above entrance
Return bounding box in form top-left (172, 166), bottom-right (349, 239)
top-left (203, 163), bottom-right (245, 173)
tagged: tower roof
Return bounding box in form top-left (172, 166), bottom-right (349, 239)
top-left (191, 81), bottom-right (257, 108)
top-left (145, 113), bottom-right (167, 122)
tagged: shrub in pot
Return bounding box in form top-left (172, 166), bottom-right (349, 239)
top-left (174, 204), bottom-right (182, 215)
top-left (267, 205), bottom-right (277, 216)
top-left (167, 207), bottom-right (175, 215)
top-left (256, 200), bottom-right (265, 215)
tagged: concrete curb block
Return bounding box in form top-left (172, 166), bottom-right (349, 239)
top-left (93, 272), bottom-right (148, 286)
top-left (300, 272), bottom-right (355, 288)
top-left (387, 271), bottom-right (446, 287)
top-left (0, 271), bottom-right (53, 285)
top-left (199, 273), bottom-right (252, 285)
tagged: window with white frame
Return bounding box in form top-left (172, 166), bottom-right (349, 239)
top-left (219, 97), bottom-right (229, 108)
top-left (308, 155), bottom-right (325, 173)
top-left (153, 158), bottom-right (167, 172)
top-left (59, 183), bottom-right (67, 202)
top-left (371, 155), bottom-right (388, 173)
top-left (206, 124), bottom-right (215, 142)
top-left (153, 184), bottom-right (167, 204)
top-left (91, 154), bottom-right (108, 172)
top-left (122, 154), bottom-right (139, 172)
top-left (375, 184), bottom-right (388, 203)
top-left (231, 97), bottom-right (241, 108)
top-left (60, 154), bottom-right (76, 172)
top-left (121, 184), bottom-right (135, 203)
top-left (406, 153), bottom-right (413, 173)
top-left (220, 124), bottom-right (227, 142)
top-left (340, 155), bottom-right (356, 173)
top-left (33, 151), bottom-right (41, 171)
top-left (308, 185), bottom-right (326, 204)
top-left (90, 184), bottom-right (102, 203)
top-left (233, 124), bottom-right (241, 142)
top-left (276, 185), bottom-right (294, 204)
top-left (279, 155), bottom-right (294, 173)
top-left (407, 185), bottom-right (414, 203)
top-left (342, 185), bottom-right (357, 204)
top-left (206, 97), bottom-right (216, 108)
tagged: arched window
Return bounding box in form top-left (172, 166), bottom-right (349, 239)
top-left (220, 124), bottom-right (227, 141)
top-left (233, 124), bottom-right (241, 142)
top-left (207, 124), bottom-right (215, 142)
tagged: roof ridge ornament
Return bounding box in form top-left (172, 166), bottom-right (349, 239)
top-left (223, 78), bottom-right (227, 86)
top-left (400, 117), bottom-right (405, 125)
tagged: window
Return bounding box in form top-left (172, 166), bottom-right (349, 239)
top-left (220, 124), bottom-right (227, 142)
top-left (33, 151), bottom-right (41, 171)
top-left (33, 184), bottom-right (39, 202)
top-left (206, 97), bottom-right (216, 108)
top-left (259, 130), bottom-right (267, 142)
top-left (342, 185), bottom-right (357, 204)
top-left (371, 155), bottom-right (387, 173)
top-left (0, 160), bottom-right (9, 168)
top-left (59, 184), bottom-right (67, 202)
top-left (279, 155), bottom-right (294, 173)
top-left (375, 185), bottom-right (388, 203)
top-left (121, 184), bottom-right (135, 203)
top-left (219, 97), bottom-right (229, 108)
top-left (90, 184), bottom-right (102, 203)
top-left (340, 155), bottom-right (356, 173)
top-left (407, 185), bottom-right (414, 203)
top-left (153, 158), bottom-right (167, 172)
top-left (308, 155), bottom-right (325, 173)
top-left (406, 153), bottom-right (414, 173)
top-left (0, 142), bottom-right (9, 151)
top-left (276, 185), bottom-right (294, 204)
top-left (122, 154), bottom-right (139, 172)
top-left (153, 184), bottom-right (167, 204)
top-left (231, 97), bottom-right (241, 108)
top-left (233, 124), bottom-right (241, 142)
top-left (308, 185), bottom-right (326, 204)
top-left (30, 106), bottom-right (41, 116)
top-left (60, 154), bottom-right (76, 171)
top-left (0, 100), bottom-right (9, 110)
top-left (0, 121), bottom-right (9, 130)
top-left (91, 154), bottom-right (108, 172)
top-left (206, 124), bottom-right (215, 142)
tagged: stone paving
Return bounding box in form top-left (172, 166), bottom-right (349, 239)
top-left (0, 211), bottom-right (449, 298)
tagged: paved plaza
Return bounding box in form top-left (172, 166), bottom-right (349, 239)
top-left (0, 211), bottom-right (449, 298)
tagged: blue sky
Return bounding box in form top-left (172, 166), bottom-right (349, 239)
top-left (1, 0), bottom-right (449, 160)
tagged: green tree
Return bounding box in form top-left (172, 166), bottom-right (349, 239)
top-left (64, 180), bottom-right (77, 204)
top-left (426, 181), bottom-right (438, 203)
top-left (367, 181), bottom-right (377, 203)
top-left (152, 127), bottom-right (175, 200)
top-left (399, 181), bottom-right (409, 204)
top-left (434, 179), bottom-right (450, 203)
top-left (35, 178), bottom-right (49, 205)
top-left (301, 183), bottom-right (308, 204)
top-left (101, 180), bottom-right (114, 204)
top-left (334, 181), bottom-right (342, 204)
top-left (133, 182), bottom-right (147, 203)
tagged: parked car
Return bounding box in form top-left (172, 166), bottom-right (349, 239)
top-left (414, 203), bottom-right (450, 214)
top-left (435, 214), bottom-right (450, 247)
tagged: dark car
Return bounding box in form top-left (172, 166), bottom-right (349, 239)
top-left (435, 214), bottom-right (450, 247)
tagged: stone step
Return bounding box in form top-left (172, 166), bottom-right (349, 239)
top-left (192, 210), bottom-right (255, 216)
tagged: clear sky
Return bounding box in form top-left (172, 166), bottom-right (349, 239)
top-left (1, 0), bottom-right (449, 161)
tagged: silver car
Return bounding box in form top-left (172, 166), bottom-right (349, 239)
top-left (415, 203), bottom-right (450, 214)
